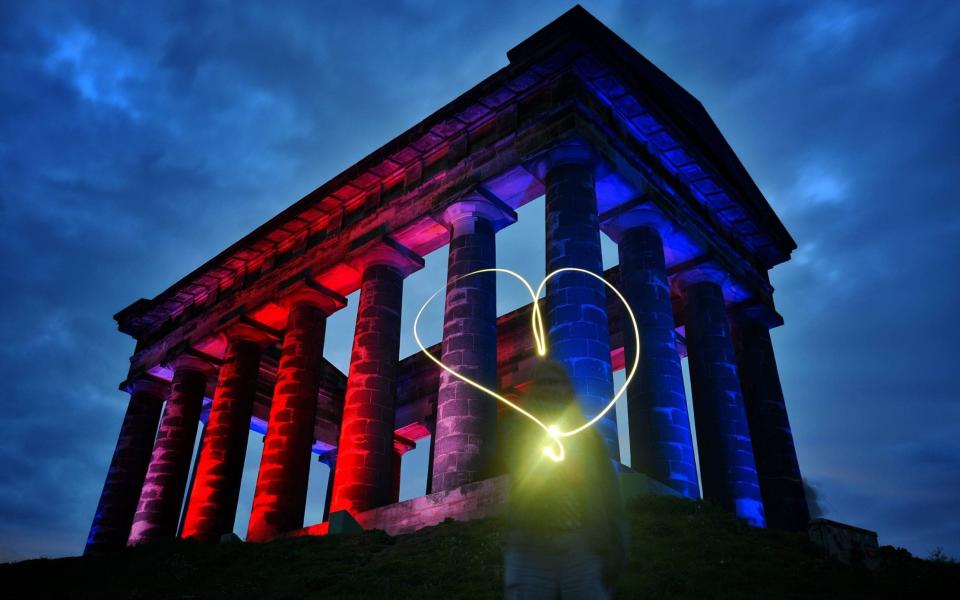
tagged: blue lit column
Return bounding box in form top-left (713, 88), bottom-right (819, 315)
top-left (542, 145), bottom-right (619, 459)
top-left (603, 209), bottom-right (698, 497)
top-left (735, 314), bottom-right (810, 531)
top-left (680, 270), bottom-right (765, 526)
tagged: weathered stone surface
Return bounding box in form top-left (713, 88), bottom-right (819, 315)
top-left (84, 379), bottom-right (166, 554)
top-left (294, 475), bottom-right (511, 538)
top-left (544, 159), bottom-right (619, 459)
top-left (808, 518), bottom-right (880, 569)
top-left (618, 225), bottom-right (699, 498)
top-left (683, 280), bottom-right (765, 527)
top-left (182, 336), bottom-right (265, 542)
top-left (432, 217), bottom-right (500, 493)
top-left (293, 466), bottom-right (681, 540)
top-left (735, 318), bottom-right (810, 531)
top-left (247, 303), bottom-right (327, 542)
top-left (330, 264), bottom-right (404, 515)
top-left (128, 359), bottom-right (211, 545)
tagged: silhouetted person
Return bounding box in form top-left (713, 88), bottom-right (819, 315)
top-left (501, 360), bottom-right (627, 599)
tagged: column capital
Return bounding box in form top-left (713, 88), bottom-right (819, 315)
top-left (171, 353), bottom-right (217, 376)
top-left (673, 263), bottom-right (731, 293)
top-left (435, 192), bottom-right (517, 236)
top-left (599, 202), bottom-right (677, 244)
top-left (124, 376), bottom-right (168, 399)
top-left (393, 437), bottom-right (416, 456)
top-left (221, 321), bottom-right (277, 348)
top-left (346, 236), bottom-right (424, 278)
top-left (530, 138), bottom-right (600, 180)
top-left (277, 277), bottom-right (347, 315)
top-left (730, 302), bottom-right (785, 331)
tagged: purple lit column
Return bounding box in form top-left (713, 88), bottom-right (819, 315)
top-left (128, 355), bottom-right (214, 545)
top-left (680, 271), bottom-right (765, 526)
top-left (431, 197), bottom-right (516, 493)
top-left (84, 378), bottom-right (167, 554)
top-left (603, 210), bottom-right (698, 497)
top-left (735, 315), bottom-right (810, 531)
top-left (542, 146), bottom-right (619, 459)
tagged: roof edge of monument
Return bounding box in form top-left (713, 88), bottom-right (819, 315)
top-left (509, 5), bottom-right (796, 254)
top-left (115, 5), bottom-right (796, 339)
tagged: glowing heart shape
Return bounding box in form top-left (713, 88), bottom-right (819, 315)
top-left (413, 268), bottom-right (640, 462)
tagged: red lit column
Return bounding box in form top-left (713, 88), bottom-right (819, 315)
top-left (181, 325), bottom-right (273, 542)
top-left (128, 355), bottom-right (214, 545)
top-left (84, 378), bottom-right (167, 555)
top-left (431, 196), bottom-right (516, 493)
top-left (330, 241), bottom-right (423, 515)
top-left (247, 284), bottom-right (345, 543)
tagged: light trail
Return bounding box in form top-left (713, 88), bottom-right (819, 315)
top-left (413, 268), bottom-right (640, 463)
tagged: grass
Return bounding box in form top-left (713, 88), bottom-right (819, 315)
top-left (2, 496), bottom-right (957, 599)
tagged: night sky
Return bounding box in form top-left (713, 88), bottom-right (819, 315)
top-left (2, 1), bottom-right (958, 562)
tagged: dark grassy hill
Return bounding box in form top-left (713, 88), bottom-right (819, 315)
top-left (2, 496), bottom-right (957, 599)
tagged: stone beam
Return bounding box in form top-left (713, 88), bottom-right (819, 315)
top-left (119, 46), bottom-right (790, 387)
top-left (120, 94), bottom-right (577, 383)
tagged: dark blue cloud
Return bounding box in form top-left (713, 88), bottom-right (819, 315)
top-left (1, 0), bottom-right (957, 560)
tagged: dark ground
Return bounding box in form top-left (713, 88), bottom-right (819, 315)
top-left (2, 496), bottom-right (957, 599)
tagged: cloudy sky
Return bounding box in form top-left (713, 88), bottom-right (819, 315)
top-left (2, 0), bottom-right (958, 562)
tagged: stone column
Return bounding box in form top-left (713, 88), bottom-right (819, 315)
top-left (84, 378), bottom-right (167, 555)
top-left (181, 325), bottom-right (273, 542)
top-left (320, 453), bottom-right (336, 521)
top-left (128, 355), bottom-right (214, 545)
top-left (391, 438), bottom-right (417, 503)
top-left (735, 315), bottom-right (810, 531)
top-left (176, 417), bottom-right (207, 538)
top-left (680, 270), bottom-right (765, 527)
top-left (246, 284), bottom-right (345, 543)
top-left (431, 197), bottom-right (516, 493)
top-left (329, 241), bottom-right (423, 515)
top-left (542, 145), bottom-right (619, 459)
top-left (425, 415), bottom-right (437, 494)
top-left (603, 210), bottom-right (699, 498)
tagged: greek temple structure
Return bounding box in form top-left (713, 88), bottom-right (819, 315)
top-left (85, 6), bottom-right (809, 555)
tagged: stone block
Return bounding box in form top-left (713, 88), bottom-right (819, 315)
top-left (328, 510), bottom-right (364, 535)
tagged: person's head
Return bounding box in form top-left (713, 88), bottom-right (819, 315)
top-left (526, 359), bottom-right (579, 424)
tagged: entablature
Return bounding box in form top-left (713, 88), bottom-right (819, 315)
top-left (117, 7), bottom-right (795, 384)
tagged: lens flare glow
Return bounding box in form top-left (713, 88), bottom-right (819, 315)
top-left (413, 267), bottom-right (640, 463)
